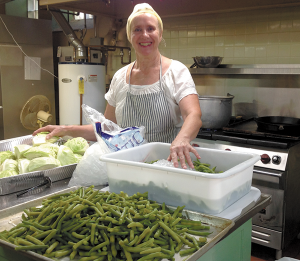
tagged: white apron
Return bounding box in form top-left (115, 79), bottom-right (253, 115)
top-left (121, 56), bottom-right (176, 143)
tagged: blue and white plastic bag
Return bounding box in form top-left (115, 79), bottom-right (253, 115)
top-left (82, 104), bottom-right (147, 152)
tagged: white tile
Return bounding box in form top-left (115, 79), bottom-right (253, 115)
top-left (179, 37), bottom-right (188, 47)
top-left (215, 36), bottom-right (225, 47)
top-left (171, 30), bottom-right (179, 39)
top-left (224, 47), bottom-right (234, 57)
top-left (179, 27), bottom-right (188, 38)
top-left (266, 45), bottom-right (279, 57)
top-left (290, 44), bottom-right (300, 56)
top-left (278, 44), bottom-right (291, 57)
top-left (245, 46), bottom-right (255, 57)
top-left (255, 46), bottom-right (267, 57)
top-left (170, 38), bottom-right (179, 48)
top-left (188, 37), bottom-right (197, 48)
top-left (278, 32), bottom-right (291, 44)
top-left (234, 35), bottom-right (246, 46)
top-left (234, 46), bottom-right (245, 57)
top-left (205, 37), bottom-right (214, 47)
top-left (256, 21), bottom-right (269, 33)
top-left (224, 35), bottom-right (235, 46)
top-left (214, 47), bottom-right (224, 57)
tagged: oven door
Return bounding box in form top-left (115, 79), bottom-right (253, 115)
top-left (251, 167), bottom-right (284, 231)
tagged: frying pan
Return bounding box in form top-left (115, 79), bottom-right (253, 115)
top-left (254, 116), bottom-right (300, 135)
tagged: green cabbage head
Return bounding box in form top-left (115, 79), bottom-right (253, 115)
top-left (0, 151), bottom-right (15, 165)
top-left (1, 159), bottom-right (18, 173)
top-left (23, 146), bottom-right (56, 160)
top-left (64, 137), bottom-right (89, 155)
top-left (57, 145), bottom-right (80, 166)
top-left (27, 157), bottom-right (61, 172)
top-left (32, 132), bottom-right (59, 146)
top-left (14, 144), bottom-right (31, 160)
top-left (0, 169), bottom-right (18, 178)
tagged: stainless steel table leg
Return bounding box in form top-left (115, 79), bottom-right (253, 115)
top-left (275, 249), bottom-right (282, 260)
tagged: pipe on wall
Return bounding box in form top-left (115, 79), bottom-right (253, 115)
top-left (49, 8), bottom-right (87, 61)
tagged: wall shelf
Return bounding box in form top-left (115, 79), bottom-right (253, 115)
top-left (189, 64), bottom-right (300, 75)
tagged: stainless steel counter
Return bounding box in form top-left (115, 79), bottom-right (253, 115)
top-left (0, 178), bottom-right (105, 211)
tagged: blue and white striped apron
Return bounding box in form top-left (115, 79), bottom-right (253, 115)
top-left (121, 56), bottom-right (176, 143)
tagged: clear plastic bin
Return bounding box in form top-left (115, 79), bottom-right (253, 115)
top-left (100, 142), bottom-right (260, 214)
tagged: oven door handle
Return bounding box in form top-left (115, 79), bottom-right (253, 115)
top-left (253, 169), bottom-right (283, 178)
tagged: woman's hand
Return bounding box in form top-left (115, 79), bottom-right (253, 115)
top-left (167, 139), bottom-right (201, 169)
top-left (32, 125), bottom-right (70, 140)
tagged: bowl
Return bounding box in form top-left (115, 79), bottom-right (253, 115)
top-left (193, 56), bottom-right (223, 68)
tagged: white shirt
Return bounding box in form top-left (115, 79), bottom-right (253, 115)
top-left (105, 60), bottom-right (198, 128)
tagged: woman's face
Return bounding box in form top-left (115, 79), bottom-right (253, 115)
top-left (130, 13), bottom-right (162, 57)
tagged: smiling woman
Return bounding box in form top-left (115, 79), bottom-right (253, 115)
top-left (104, 3), bottom-right (203, 169)
top-left (33, 3), bottom-right (202, 170)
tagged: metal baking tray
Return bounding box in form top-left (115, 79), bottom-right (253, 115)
top-left (0, 135), bottom-right (76, 195)
top-left (0, 186), bottom-right (235, 261)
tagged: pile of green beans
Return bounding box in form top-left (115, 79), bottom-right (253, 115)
top-left (0, 186), bottom-right (211, 260)
top-left (193, 159), bottom-right (220, 173)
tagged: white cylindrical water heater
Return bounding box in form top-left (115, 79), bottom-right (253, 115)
top-left (58, 62), bottom-right (106, 125)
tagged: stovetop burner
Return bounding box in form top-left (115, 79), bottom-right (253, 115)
top-left (197, 118), bottom-right (300, 149)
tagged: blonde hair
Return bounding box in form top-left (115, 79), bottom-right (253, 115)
top-left (126, 3), bottom-right (163, 43)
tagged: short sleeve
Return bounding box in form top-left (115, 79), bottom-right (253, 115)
top-left (164, 60), bottom-right (198, 104)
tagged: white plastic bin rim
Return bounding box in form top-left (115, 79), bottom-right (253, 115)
top-left (276, 257), bottom-right (299, 261)
top-left (100, 142), bottom-right (260, 179)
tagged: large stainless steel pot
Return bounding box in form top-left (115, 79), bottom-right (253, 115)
top-left (198, 94), bottom-right (234, 129)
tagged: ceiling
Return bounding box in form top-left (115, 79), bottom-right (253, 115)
top-left (39, 0), bottom-right (300, 19)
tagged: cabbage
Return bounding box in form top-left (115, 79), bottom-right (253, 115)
top-left (74, 153), bottom-right (83, 162)
top-left (14, 144), bottom-right (31, 160)
top-left (23, 146), bottom-right (56, 160)
top-left (27, 157), bottom-right (61, 172)
top-left (0, 169), bottom-right (18, 178)
top-left (1, 159), bottom-right (18, 173)
top-left (18, 158), bottom-right (31, 174)
top-left (39, 143), bottom-right (60, 157)
top-left (32, 132), bottom-right (59, 146)
top-left (57, 145), bottom-right (79, 166)
top-left (0, 151), bottom-right (15, 165)
top-left (64, 137), bottom-right (89, 155)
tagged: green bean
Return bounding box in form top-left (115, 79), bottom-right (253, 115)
top-left (186, 230), bottom-right (212, 236)
top-left (25, 235), bottom-right (45, 245)
top-left (73, 235), bottom-right (91, 250)
top-left (54, 249), bottom-right (73, 257)
top-left (140, 246), bottom-right (161, 254)
top-left (179, 247), bottom-right (197, 257)
top-left (136, 252), bottom-right (167, 261)
top-left (135, 226), bottom-right (150, 245)
top-left (16, 238), bottom-right (34, 246)
top-left (157, 221), bottom-right (181, 244)
top-left (46, 241), bottom-right (59, 254)
top-left (15, 245), bottom-right (48, 251)
top-left (42, 229), bottom-right (57, 244)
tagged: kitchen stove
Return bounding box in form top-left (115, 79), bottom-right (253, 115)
top-left (192, 118), bottom-right (300, 260)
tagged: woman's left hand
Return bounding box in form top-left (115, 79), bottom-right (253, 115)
top-left (167, 139), bottom-right (201, 169)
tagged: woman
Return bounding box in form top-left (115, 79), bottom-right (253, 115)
top-left (33, 3), bottom-right (202, 169)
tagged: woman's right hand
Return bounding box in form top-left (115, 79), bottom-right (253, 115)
top-left (32, 125), bottom-right (70, 140)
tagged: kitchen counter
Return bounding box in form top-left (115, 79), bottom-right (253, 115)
top-left (0, 178), bottom-right (271, 261)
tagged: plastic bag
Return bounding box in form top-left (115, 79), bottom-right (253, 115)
top-left (68, 142), bottom-right (109, 187)
top-left (82, 104), bottom-right (147, 152)
top-left (68, 104), bottom-right (147, 187)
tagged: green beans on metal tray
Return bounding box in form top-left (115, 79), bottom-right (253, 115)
top-left (0, 186), bottom-right (212, 260)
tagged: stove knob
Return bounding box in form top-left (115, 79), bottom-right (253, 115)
top-left (272, 155), bottom-right (281, 165)
top-left (261, 154), bottom-right (271, 164)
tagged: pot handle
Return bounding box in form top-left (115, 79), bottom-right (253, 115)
top-left (227, 93), bottom-right (235, 98)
